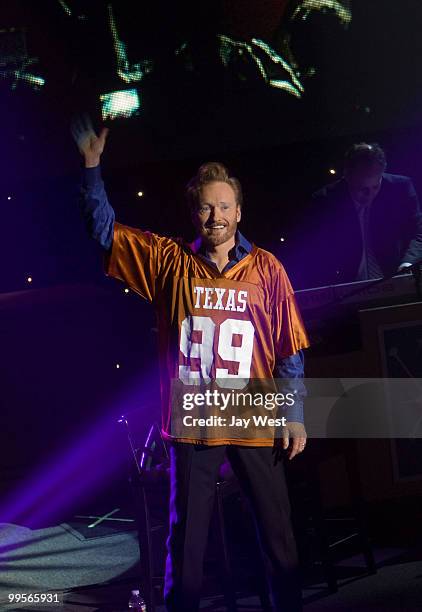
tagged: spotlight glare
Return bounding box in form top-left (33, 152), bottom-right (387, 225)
top-left (27, 276), bottom-right (32, 283)
top-left (7, 196), bottom-right (12, 200)
top-left (329, 168), bottom-right (336, 175)
top-left (280, 237), bottom-right (285, 242)
top-left (137, 191), bottom-right (143, 197)
top-left (124, 288), bottom-right (129, 294)
top-left (116, 363), bottom-right (120, 369)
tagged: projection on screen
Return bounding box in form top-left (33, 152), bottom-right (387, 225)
top-left (1, 1), bottom-right (352, 120)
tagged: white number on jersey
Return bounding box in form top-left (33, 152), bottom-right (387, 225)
top-left (178, 316), bottom-right (254, 388)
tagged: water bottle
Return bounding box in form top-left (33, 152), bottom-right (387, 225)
top-left (128, 589), bottom-right (146, 611)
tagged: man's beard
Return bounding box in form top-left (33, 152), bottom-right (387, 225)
top-left (200, 222), bottom-right (237, 247)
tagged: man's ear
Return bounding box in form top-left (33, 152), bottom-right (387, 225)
top-left (237, 206), bottom-right (241, 223)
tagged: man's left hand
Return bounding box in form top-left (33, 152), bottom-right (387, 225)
top-left (282, 421), bottom-right (307, 460)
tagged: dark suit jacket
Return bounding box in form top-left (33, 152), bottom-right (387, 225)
top-left (299, 173), bottom-right (422, 288)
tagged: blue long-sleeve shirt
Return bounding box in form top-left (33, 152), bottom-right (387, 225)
top-left (80, 165), bottom-right (306, 422)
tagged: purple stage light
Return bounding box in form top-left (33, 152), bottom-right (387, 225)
top-left (1, 376), bottom-right (160, 530)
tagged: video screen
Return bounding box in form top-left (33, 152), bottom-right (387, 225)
top-left (2, 1), bottom-right (422, 159)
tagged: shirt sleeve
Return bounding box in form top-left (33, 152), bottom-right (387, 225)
top-left (105, 222), bottom-right (178, 303)
top-left (80, 165), bottom-right (115, 250)
top-left (274, 351), bottom-right (306, 423)
top-left (270, 262), bottom-right (309, 423)
top-left (271, 263), bottom-right (310, 359)
top-left (401, 178), bottom-right (422, 266)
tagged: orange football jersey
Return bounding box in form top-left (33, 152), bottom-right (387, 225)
top-left (106, 222), bottom-right (309, 446)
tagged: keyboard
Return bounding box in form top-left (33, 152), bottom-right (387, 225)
top-left (295, 272), bottom-right (419, 314)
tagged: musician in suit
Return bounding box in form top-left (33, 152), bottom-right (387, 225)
top-left (302, 143), bottom-right (422, 288)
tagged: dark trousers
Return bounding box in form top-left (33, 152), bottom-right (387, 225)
top-left (164, 443), bottom-right (302, 612)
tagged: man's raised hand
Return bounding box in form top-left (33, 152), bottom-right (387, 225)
top-left (71, 114), bottom-right (109, 168)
